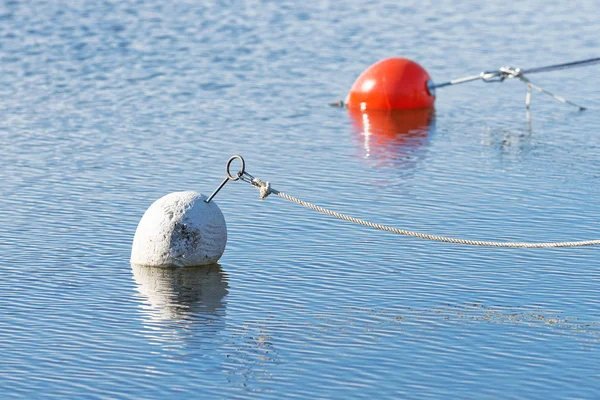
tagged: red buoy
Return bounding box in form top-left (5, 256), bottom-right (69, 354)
top-left (346, 58), bottom-right (435, 110)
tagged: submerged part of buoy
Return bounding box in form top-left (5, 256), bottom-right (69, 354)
top-left (131, 191), bottom-right (227, 267)
top-left (346, 58), bottom-right (435, 110)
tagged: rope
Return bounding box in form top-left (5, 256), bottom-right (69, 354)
top-left (430, 63), bottom-right (591, 110)
top-left (432, 56), bottom-right (600, 89)
top-left (519, 75), bottom-right (586, 111)
top-left (242, 175), bottom-right (600, 248)
top-left (520, 57), bottom-right (600, 75)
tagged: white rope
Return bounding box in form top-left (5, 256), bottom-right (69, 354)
top-left (249, 178), bottom-right (600, 248)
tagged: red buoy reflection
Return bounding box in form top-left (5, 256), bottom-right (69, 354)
top-left (348, 107), bottom-right (434, 166)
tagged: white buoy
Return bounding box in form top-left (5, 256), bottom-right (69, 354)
top-left (131, 191), bottom-right (227, 267)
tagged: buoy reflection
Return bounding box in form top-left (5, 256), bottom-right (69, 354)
top-left (132, 263), bottom-right (228, 323)
top-left (348, 107), bottom-right (435, 166)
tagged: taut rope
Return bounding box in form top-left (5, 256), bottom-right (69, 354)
top-left (236, 171), bottom-right (600, 249)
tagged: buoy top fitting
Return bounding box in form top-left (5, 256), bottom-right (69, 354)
top-left (346, 58), bottom-right (435, 110)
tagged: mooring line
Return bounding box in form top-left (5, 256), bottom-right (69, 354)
top-left (431, 57), bottom-right (600, 89)
top-left (218, 158), bottom-right (600, 248)
top-left (430, 57), bottom-right (599, 110)
top-left (428, 58), bottom-right (600, 111)
top-left (519, 57), bottom-right (600, 75)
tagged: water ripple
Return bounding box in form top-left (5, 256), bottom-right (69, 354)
top-left (2, 0), bottom-right (600, 398)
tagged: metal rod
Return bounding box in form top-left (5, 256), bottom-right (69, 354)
top-left (430, 74), bottom-right (483, 89)
top-left (204, 155), bottom-right (247, 203)
top-left (205, 177), bottom-right (230, 203)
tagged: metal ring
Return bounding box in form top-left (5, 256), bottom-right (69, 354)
top-left (226, 155), bottom-right (245, 181)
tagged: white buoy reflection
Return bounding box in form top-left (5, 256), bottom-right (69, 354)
top-left (132, 263), bottom-right (228, 326)
top-left (132, 263), bottom-right (281, 383)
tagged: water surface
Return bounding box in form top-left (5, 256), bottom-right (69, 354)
top-left (1, 0), bottom-right (600, 398)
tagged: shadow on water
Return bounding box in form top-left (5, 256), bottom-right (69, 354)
top-left (347, 107), bottom-right (435, 169)
top-left (131, 263), bottom-right (228, 333)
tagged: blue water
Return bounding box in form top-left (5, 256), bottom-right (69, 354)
top-left (2, 1), bottom-right (600, 398)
